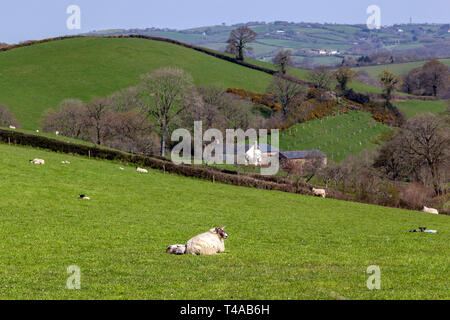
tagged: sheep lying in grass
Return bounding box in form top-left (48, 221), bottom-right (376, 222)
top-left (167, 227), bottom-right (228, 256)
top-left (78, 195), bottom-right (90, 200)
top-left (9, 125), bottom-right (16, 130)
top-left (30, 158), bottom-right (45, 165)
top-left (422, 206), bottom-right (439, 215)
top-left (410, 227), bottom-right (438, 234)
top-left (136, 167), bottom-right (148, 174)
top-left (312, 188), bottom-right (326, 198)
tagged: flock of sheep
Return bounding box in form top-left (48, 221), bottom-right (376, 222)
top-left (26, 154), bottom-right (440, 257)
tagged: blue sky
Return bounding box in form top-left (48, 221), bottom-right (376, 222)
top-left (0, 0), bottom-right (448, 43)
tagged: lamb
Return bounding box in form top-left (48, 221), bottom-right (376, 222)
top-left (136, 167), bottom-right (148, 174)
top-left (30, 158), bottom-right (45, 165)
top-left (312, 188), bottom-right (326, 198)
top-left (166, 244), bottom-right (187, 255)
top-left (410, 227), bottom-right (438, 234)
top-left (422, 206), bottom-right (439, 215)
top-left (167, 227), bottom-right (228, 256)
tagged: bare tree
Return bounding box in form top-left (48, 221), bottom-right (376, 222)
top-left (272, 50), bottom-right (293, 74)
top-left (86, 98), bottom-right (112, 145)
top-left (226, 26), bottom-right (257, 61)
top-left (399, 114), bottom-right (449, 195)
top-left (307, 66), bottom-right (333, 101)
top-left (106, 111), bottom-right (160, 155)
top-left (139, 67), bottom-right (195, 156)
top-left (267, 74), bottom-right (304, 119)
top-left (42, 99), bottom-right (87, 139)
top-left (420, 60), bottom-right (449, 97)
top-left (401, 67), bottom-right (423, 95)
top-left (378, 70), bottom-right (402, 107)
top-left (334, 67), bottom-right (358, 92)
top-left (0, 105), bottom-right (20, 128)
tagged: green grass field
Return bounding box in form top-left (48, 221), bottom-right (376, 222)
top-left (279, 111), bottom-right (390, 162)
top-left (1, 142), bottom-right (449, 299)
top-left (396, 100), bottom-right (448, 118)
top-left (353, 59), bottom-right (450, 79)
top-left (0, 37), bottom-right (273, 130)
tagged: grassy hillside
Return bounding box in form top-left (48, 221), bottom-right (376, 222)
top-left (279, 111), bottom-right (390, 162)
top-left (92, 23), bottom-right (450, 67)
top-left (396, 99), bottom-right (448, 118)
top-left (353, 58), bottom-right (450, 79)
top-left (1, 142), bottom-right (449, 299)
top-left (0, 37), bottom-right (273, 130)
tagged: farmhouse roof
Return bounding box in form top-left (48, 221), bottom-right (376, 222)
top-left (216, 143), bottom-right (279, 154)
top-left (280, 150), bottom-right (327, 159)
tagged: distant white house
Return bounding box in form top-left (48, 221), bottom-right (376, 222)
top-left (276, 30), bottom-right (285, 34)
top-left (245, 141), bottom-right (263, 166)
top-left (211, 142), bottom-right (279, 166)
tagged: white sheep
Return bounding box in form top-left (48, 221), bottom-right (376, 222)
top-left (312, 188), bottom-right (326, 198)
top-left (422, 206), bottom-right (439, 215)
top-left (30, 158), bottom-right (45, 165)
top-left (78, 195), bottom-right (90, 200)
top-left (167, 227), bottom-right (228, 256)
top-left (9, 125), bottom-right (16, 130)
top-left (55, 131), bottom-right (60, 136)
top-left (136, 167), bottom-right (148, 174)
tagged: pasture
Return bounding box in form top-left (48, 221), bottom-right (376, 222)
top-left (0, 142), bottom-right (448, 299)
top-left (279, 111), bottom-right (390, 162)
top-left (396, 100), bottom-right (448, 118)
top-left (353, 59), bottom-right (450, 80)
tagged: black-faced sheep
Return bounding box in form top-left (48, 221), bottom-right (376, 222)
top-left (166, 227), bottom-right (228, 256)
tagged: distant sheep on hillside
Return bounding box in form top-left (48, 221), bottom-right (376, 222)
top-left (312, 188), bottom-right (326, 198)
top-left (30, 158), bottom-right (45, 165)
top-left (9, 125), bottom-right (16, 130)
top-left (422, 206), bottom-right (439, 215)
top-left (167, 227), bottom-right (228, 256)
top-left (136, 167), bottom-right (148, 174)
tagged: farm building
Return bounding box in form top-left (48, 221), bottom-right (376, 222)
top-left (211, 142), bottom-right (279, 165)
top-left (279, 150), bottom-right (327, 167)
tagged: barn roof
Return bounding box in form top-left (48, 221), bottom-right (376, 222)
top-left (280, 150), bottom-right (327, 159)
top-left (216, 143), bottom-right (279, 154)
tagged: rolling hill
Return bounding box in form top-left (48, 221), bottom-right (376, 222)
top-left (1, 142), bottom-right (449, 299)
top-left (0, 37), bottom-right (274, 129)
top-left (86, 22), bottom-right (450, 68)
top-left (0, 36), bottom-right (392, 130)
